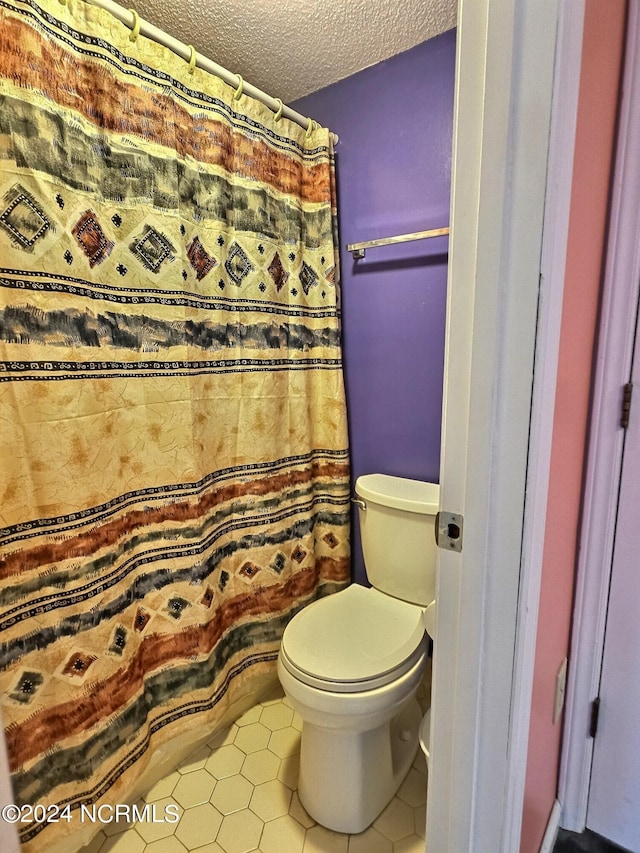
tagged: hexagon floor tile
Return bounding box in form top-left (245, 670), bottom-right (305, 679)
top-left (80, 685), bottom-right (429, 853)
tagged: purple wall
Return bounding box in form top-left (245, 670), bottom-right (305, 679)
top-left (293, 31), bottom-right (456, 585)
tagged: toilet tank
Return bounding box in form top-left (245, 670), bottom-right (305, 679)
top-left (355, 474), bottom-right (439, 607)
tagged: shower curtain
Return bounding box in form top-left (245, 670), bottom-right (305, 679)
top-left (0, 0), bottom-right (350, 849)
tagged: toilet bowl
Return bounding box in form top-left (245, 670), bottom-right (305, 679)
top-left (277, 474), bottom-right (439, 834)
top-left (278, 584), bottom-right (428, 833)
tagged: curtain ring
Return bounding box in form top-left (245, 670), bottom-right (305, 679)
top-left (187, 44), bottom-right (197, 75)
top-left (273, 98), bottom-right (284, 122)
top-left (128, 9), bottom-right (141, 42)
top-left (305, 118), bottom-right (316, 140)
top-left (233, 74), bottom-right (243, 100)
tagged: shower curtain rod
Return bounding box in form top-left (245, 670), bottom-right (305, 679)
top-left (84, 0), bottom-right (338, 144)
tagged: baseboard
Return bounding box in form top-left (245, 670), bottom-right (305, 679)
top-left (540, 800), bottom-right (562, 853)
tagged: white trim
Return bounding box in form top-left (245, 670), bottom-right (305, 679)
top-left (427, 1), bottom-right (569, 850)
top-left (540, 800), bottom-right (562, 853)
top-left (559, 0), bottom-right (640, 831)
top-left (501, 3), bottom-right (585, 848)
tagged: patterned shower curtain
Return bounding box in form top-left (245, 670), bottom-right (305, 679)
top-left (0, 0), bottom-right (350, 848)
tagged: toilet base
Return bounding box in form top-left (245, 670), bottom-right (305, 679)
top-left (297, 696), bottom-right (422, 834)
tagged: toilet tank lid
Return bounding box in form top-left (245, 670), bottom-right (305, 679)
top-left (355, 474), bottom-right (439, 515)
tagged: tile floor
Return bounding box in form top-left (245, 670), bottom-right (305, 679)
top-left (80, 688), bottom-right (428, 853)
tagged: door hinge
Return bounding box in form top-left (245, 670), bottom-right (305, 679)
top-left (435, 511), bottom-right (463, 553)
top-left (621, 382), bottom-right (633, 428)
top-left (590, 697), bottom-right (600, 739)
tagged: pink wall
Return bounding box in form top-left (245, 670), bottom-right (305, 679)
top-left (519, 2), bottom-right (627, 850)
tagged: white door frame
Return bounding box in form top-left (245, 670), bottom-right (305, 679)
top-left (559, 0), bottom-right (640, 831)
top-left (427, 1), bottom-right (585, 850)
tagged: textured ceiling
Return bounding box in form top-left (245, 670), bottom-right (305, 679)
top-left (131, 0), bottom-right (458, 103)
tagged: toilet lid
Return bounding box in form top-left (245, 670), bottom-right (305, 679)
top-left (280, 584), bottom-right (426, 690)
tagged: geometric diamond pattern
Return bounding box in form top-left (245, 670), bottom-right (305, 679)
top-left (187, 235), bottom-right (217, 281)
top-left (130, 225), bottom-right (176, 273)
top-left (0, 184), bottom-right (51, 250)
top-left (322, 532), bottom-right (339, 549)
top-left (9, 670), bottom-right (44, 705)
top-left (72, 210), bottom-right (114, 267)
top-left (238, 561), bottom-right (262, 583)
top-left (61, 650), bottom-right (97, 679)
top-left (267, 251), bottom-right (289, 292)
top-left (298, 262), bottom-right (319, 295)
top-left (291, 546), bottom-right (307, 564)
top-left (224, 241), bottom-right (254, 286)
top-left (166, 596), bottom-right (191, 619)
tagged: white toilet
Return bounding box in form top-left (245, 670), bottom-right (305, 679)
top-left (277, 473), bottom-right (439, 834)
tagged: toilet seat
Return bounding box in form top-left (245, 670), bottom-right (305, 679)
top-left (280, 584), bottom-right (426, 693)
